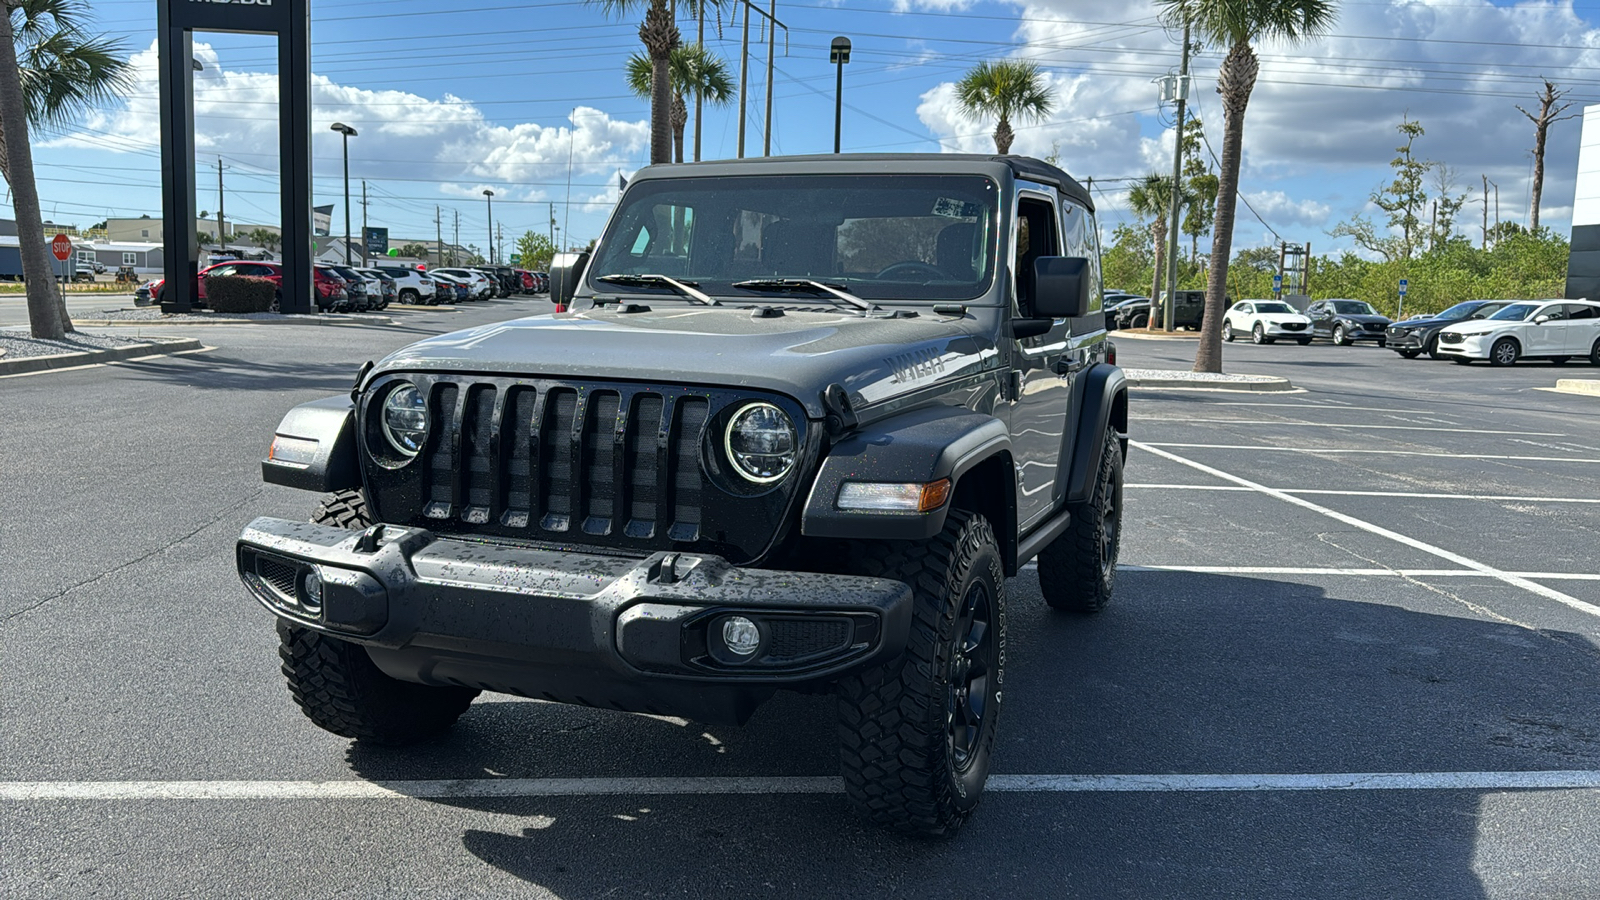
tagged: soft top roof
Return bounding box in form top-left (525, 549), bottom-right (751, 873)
top-left (632, 153), bottom-right (1094, 212)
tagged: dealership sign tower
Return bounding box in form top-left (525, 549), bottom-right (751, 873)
top-left (158, 0), bottom-right (314, 313)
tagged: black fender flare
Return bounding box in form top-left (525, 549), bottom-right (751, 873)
top-left (260, 395), bottom-right (362, 493)
top-left (1062, 364), bottom-right (1128, 505)
top-left (801, 406), bottom-right (1013, 545)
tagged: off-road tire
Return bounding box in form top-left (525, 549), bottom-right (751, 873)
top-left (1222, 319), bottom-right (1235, 341)
top-left (1131, 314), bottom-right (1148, 329)
top-left (1491, 337), bottom-right (1519, 366)
top-left (835, 510), bottom-right (1005, 837)
top-left (1037, 430), bottom-right (1123, 613)
top-left (276, 489), bottom-right (479, 744)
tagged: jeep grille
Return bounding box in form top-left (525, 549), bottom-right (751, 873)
top-left (359, 374), bottom-right (809, 564)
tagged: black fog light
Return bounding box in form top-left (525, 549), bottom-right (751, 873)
top-left (708, 614), bottom-right (765, 665)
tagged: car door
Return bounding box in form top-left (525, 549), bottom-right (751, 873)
top-left (1009, 188), bottom-right (1072, 531)
top-left (1523, 303), bottom-right (1567, 355)
top-left (1306, 302), bottom-right (1327, 337)
top-left (1564, 304), bottom-right (1600, 355)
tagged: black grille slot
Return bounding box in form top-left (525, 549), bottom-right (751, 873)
top-left (671, 398), bottom-right (709, 542)
top-left (424, 382), bottom-right (461, 519)
top-left (626, 395), bottom-right (665, 539)
top-left (461, 385), bottom-right (497, 524)
top-left (582, 391), bottom-right (621, 535)
top-left (765, 619), bottom-right (852, 663)
top-left (540, 389), bottom-right (577, 532)
top-left (500, 387), bottom-right (537, 528)
top-left (256, 555), bottom-right (299, 600)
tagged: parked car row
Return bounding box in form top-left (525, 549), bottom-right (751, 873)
top-left (137, 262), bottom-right (551, 311)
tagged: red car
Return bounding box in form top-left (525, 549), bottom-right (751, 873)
top-left (149, 262), bottom-right (346, 311)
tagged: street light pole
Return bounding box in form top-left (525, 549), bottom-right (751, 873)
top-left (330, 122), bottom-right (357, 265)
top-left (830, 37), bottom-right (851, 154)
top-left (483, 189), bottom-right (495, 264)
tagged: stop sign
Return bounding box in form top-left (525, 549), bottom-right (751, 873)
top-left (51, 234), bottom-right (71, 261)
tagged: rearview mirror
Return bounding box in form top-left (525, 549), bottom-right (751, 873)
top-left (1031, 256), bottom-right (1092, 319)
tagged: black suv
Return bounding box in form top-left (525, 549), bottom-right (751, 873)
top-left (237, 154), bottom-right (1129, 836)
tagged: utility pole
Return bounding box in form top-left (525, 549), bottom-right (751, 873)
top-left (435, 205), bottom-right (443, 269)
top-left (360, 180), bottom-right (369, 265)
top-left (216, 157), bottom-right (226, 250)
top-left (763, 0), bottom-right (776, 156)
top-left (736, 0), bottom-right (751, 158)
top-left (1482, 174), bottom-right (1489, 249)
top-left (1494, 182), bottom-right (1500, 244)
top-left (1162, 18), bottom-right (1190, 333)
top-left (497, 222), bottom-right (504, 264)
top-left (453, 210), bottom-right (460, 266)
top-left (549, 202), bottom-right (556, 249)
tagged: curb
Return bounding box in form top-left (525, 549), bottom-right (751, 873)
top-left (1110, 329), bottom-right (1200, 341)
top-left (0, 337), bottom-right (204, 376)
top-left (1552, 378), bottom-right (1600, 398)
top-left (69, 314), bottom-right (395, 328)
top-left (1124, 369), bottom-right (1296, 392)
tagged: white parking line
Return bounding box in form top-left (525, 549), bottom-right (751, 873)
top-left (1141, 443), bottom-right (1600, 463)
top-left (1128, 418), bottom-right (1556, 436)
top-left (1126, 484), bottom-right (1600, 504)
top-left (1130, 441), bottom-right (1600, 619)
top-left (4, 771), bottom-right (1598, 800)
top-left (1019, 563), bottom-right (1600, 581)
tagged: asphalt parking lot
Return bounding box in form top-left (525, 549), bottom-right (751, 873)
top-left (4, 310), bottom-right (1598, 898)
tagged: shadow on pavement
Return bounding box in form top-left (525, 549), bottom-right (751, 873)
top-left (331, 570), bottom-right (1600, 898)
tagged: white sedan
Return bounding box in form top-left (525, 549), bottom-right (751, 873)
top-left (1221, 300), bottom-right (1314, 345)
top-left (1436, 299), bottom-right (1600, 366)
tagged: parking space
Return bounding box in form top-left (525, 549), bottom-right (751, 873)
top-left (4, 320), bottom-right (1599, 897)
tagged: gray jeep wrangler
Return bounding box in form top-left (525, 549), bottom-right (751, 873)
top-left (237, 154), bottom-right (1128, 836)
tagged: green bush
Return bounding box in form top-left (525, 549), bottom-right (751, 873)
top-left (203, 274), bottom-right (277, 313)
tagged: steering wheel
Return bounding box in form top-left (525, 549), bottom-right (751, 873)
top-left (874, 260), bottom-right (948, 282)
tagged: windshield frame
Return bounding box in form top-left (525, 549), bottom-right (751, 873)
top-left (585, 173), bottom-right (1003, 305)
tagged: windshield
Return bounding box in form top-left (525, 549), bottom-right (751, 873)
top-left (1488, 303), bottom-right (1538, 321)
top-left (1255, 302), bottom-right (1295, 314)
top-left (1437, 301), bottom-right (1486, 319)
top-left (589, 174), bottom-right (1000, 302)
top-left (1332, 301), bottom-right (1377, 315)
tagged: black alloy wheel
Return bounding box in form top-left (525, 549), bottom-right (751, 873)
top-left (947, 580), bottom-right (997, 775)
top-left (1491, 337), bottom-right (1519, 366)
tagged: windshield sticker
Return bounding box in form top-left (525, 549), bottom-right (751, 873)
top-left (931, 197), bottom-right (980, 218)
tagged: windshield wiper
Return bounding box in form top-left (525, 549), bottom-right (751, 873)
top-left (731, 278), bottom-right (876, 313)
top-left (595, 273), bottom-right (718, 305)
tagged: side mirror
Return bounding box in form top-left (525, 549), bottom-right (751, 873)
top-left (1534, 314), bottom-right (1550, 324)
top-left (548, 250), bottom-right (591, 308)
top-left (1031, 256), bottom-right (1092, 319)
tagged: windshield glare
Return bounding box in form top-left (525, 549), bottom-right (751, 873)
top-left (1332, 301), bottom-right (1376, 315)
top-left (1255, 302), bottom-right (1295, 314)
top-left (589, 174), bottom-right (1000, 302)
top-left (1438, 301), bottom-right (1484, 319)
top-left (1488, 303), bottom-right (1537, 321)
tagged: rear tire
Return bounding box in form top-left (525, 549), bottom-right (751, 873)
top-left (399, 289), bottom-right (419, 305)
top-left (1037, 430), bottom-right (1124, 614)
top-left (1131, 314), bottom-right (1148, 329)
top-left (835, 510), bottom-right (1005, 837)
top-left (276, 490), bottom-right (479, 744)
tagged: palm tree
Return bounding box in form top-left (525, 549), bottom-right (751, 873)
top-left (679, 0), bottom-right (728, 162)
top-left (954, 59), bottom-right (1055, 155)
top-left (1, 0), bottom-right (131, 339)
top-left (589, 0), bottom-right (679, 165)
top-left (626, 44), bottom-right (732, 164)
top-left (1156, 0), bottom-right (1338, 372)
top-left (1128, 174), bottom-right (1179, 321)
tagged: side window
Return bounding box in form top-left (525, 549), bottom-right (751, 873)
top-left (1013, 194), bottom-right (1061, 318)
top-left (208, 265), bottom-right (237, 277)
top-left (1060, 201), bottom-right (1097, 314)
top-left (1241, 303), bottom-right (1255, 315)
top-left (1564, 303), bottom-right (1597, 320)
top-left (1540, 305), bottom-right (1567, 321)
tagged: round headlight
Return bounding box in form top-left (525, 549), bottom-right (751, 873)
top-left (724, 402), bottom-right (796, 484)
top-left (381, 382), bottom-right (427, 456)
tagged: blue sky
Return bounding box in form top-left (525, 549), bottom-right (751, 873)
top-left (20, 0), bottom-right (1600, 261)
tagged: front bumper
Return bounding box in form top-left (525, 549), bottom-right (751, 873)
top-left (1343, 327), bottom-right (1388, 342)
top-left (237, 517), bottom-right (912, 724)
top-left (1386, 329), bottom-right (1425, 349)
top-left (1436, 335), bottom-right (1489, 358)
top-left (1261, 323), bottom-right (1310, 338)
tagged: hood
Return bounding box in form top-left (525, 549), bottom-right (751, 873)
top-left (1393, 315), bottom-right (1472, 329)
top-left (368, 305), bottom-right (1002, 417)
top-left (1259, 312), bottom-right (1309, 323)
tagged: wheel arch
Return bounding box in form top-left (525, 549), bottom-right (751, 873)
top-left (261, 395), bottom-right (363, 493)
top-left (1062, 364), bottom-right (1129, 506)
